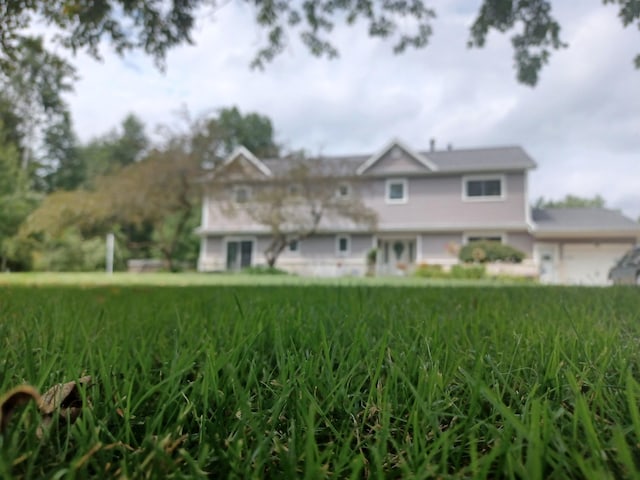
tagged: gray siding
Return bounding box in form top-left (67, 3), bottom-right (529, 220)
top-left (506, 232), bottom-right (534, 257)
top-left (420, 233), bottom-right (461, 259)
top-left (362, 172), bottom-right (528, 229)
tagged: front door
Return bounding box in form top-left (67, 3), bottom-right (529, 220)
top-left (226, 240), bottom-right (253, 271)
top-left (537, 245), bottom-right (556, 284)
top-left (379, 239), bottom-right (416, 274)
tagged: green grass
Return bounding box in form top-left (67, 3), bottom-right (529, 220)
top-left (0, 271), bottom-right (536, 287)
top-left (1, 284), bottom-right (640, 478)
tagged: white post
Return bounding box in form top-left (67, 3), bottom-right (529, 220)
top-left (106, 233), bottom-right (115, 274)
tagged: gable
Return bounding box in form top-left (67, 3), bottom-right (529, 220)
top-left (219, 146), bottom-right (272, 180)
top-left (357, 140), bottom-right (438, 175)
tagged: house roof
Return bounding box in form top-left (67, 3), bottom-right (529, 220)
top-left (259, 144), bottom-right (536, 176)
top-left (356, 138), bottom-right (439, 174)
top-left (532, 208), bottom-right (640, 236)
top-left (224, 146), bottom-right (272, 176)
top-left (421, 146), bottom-right (536, 173)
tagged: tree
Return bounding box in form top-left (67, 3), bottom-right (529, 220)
top-left (218, 107), bottom-right (279, 158)
top-left (40, 112), bottom-right (84, 192)
top-left (78, 113), bottom-right (149, 182)
top-left (215, 154), bottom-right (377, 267)
top-left (0, 36), bottom-right (76, 171)
top-left (3, 2), bottom-right (637, 86)
top-left (22, 145), bottom-right (202, 271)
top-left (0, 120), bottom-right (39, 270)
top-left (534, 194), bottom-right (606, 209)
top-left (21, 106), bottom-right (279, 271)
top-left (113, 114), bottom-right (149, 166)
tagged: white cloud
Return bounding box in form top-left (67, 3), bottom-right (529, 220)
top-left (64, 0), bottom-right (640, 219)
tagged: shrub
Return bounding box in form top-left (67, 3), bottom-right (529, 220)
top-left (242, 265), bottom-right (289, 275)
top-left (459, 241), bottom-right (525, 264)
top-left (366, 248), bottom-right (377, 266)
top-left (413, 264), bottom-right (447, 279)
top-left (32, 229), bottom-right (107, 272)
top-left (450, 264), bottom-right (486, 279)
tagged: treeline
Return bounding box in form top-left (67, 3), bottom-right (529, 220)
top-left (0, 40), bottom-right (279, 271)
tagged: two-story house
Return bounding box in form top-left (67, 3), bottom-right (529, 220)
top-left (197, 140), bottom-right (640, 284)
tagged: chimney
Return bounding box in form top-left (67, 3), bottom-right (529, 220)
top-left (429, 138), bottom-right (436, 152)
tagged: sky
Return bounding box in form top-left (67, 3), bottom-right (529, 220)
top-left (59, 0), bottom-right (640, 219)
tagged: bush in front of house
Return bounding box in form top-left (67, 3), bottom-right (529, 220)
top-left (458, 241), bottom-right (525, 264)
top-left (242, 265), bottom-right (290, 275)
top-left (413, 263), bottom-right (486, 279)
top-left (413, 264), bottom-right (448, 279)
top-left (450, 264), bottom-right (487, 279)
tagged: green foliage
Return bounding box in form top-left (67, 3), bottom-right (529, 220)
top-left (366, 248), bottom-right (377, 266)
top-left (459, 241), bottom-right (526, 264)
top-left (413, 263), bottom-right (487, 279)
top-left (1, 286), bottom-right (640, 477)
top-left (5, 1), bottom-right (635, 85)
top-left (150, 208), bottom-right (201, 270)
top-left (79, 113), bottom-right (149, 182)
top-left (469, 0), bottom-right (566, 86)
top-left (0, 122), bottom-right (40, 269)
top-left (31, 229), bottom-right (106, 272)
top-left (0, 35), bottom-right (76, 178)
top-left (218, 106), bottom-right (279, 157)
top-left (535, 194), bottom-right (606, 209)
top-left (413, 263), bottom-right (447, 278)
top-left (41, 112), bottom-right (84, 192)
top-left (241, 265), bottom-right (289, 275)
top-left (450, 264), bottom-right (487, 279)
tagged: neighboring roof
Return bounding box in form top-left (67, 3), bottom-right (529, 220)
top-left (532, 208), bottom-right (640, 236)
top-left (356, 139), bottom-right (439, 174)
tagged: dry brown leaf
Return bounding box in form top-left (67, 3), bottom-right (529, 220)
top-left (0, 376), bottom-right (92, 437)
top-left (37, 376), bottom-right (92, 438)
top-left (38, 375), bottom-right (91, 415)
top-left (0, 385), bottom-right (41, 434)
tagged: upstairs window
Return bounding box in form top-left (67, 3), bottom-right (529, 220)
top-left (288, 184), bottom-right (302, 196)
top-left (463, 176), bottom-right (504, 200)
top-left (386, 179), bottom-right (408, 204)
top-left (288, 239), bottom-right (299, 252)
top-left (234, 186), bottom-right (250, 203)
top-left (336, 183), bottom-right (350, 198)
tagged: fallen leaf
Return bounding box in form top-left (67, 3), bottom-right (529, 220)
top-left (0, 376), bottom-right (92, 437)
top-left (0, 385), bottom-right (41, 434)
top-left (37, 376), bottom-right (92, 438)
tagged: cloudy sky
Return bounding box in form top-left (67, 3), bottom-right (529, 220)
top-left (61, 0), bottom-right (640, 219)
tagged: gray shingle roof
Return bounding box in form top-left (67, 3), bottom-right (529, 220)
top-left (421, 146), bottom-right (536, 172)
top-left (532, 208), bottom-right (640, 233)
top-left (261, 145), bottom-right (536, 175)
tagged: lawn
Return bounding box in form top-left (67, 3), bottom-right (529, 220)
top-left (1, 283), bottom-right (639, 478)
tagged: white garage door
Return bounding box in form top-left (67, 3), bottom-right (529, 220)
top-left (562, 244), bottom-right (630, 285)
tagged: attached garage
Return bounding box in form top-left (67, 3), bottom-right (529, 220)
top-left (561, 243), bottom-right (630, 285)
top-left (533, 208), bottom-right (640, 285)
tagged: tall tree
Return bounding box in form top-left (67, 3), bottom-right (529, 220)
top-left (113, 114), bottom-right (149, 166)
top-left (3, 1), bottom-right (637, 85)
top-left (214, 154), bottom-right (377, 267)
top-left (79, 113), bottom-right (149, 182)
top-left (0, 120), bottom-right (39, 270)
top-left (0, 36), bottom-right (76, 172)
top-left (40, 112), bottom-right (84, 192)
top-left (535, 194), bottom-right (606, 209)
top-left (218, 107), bottom-right (279, 158)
